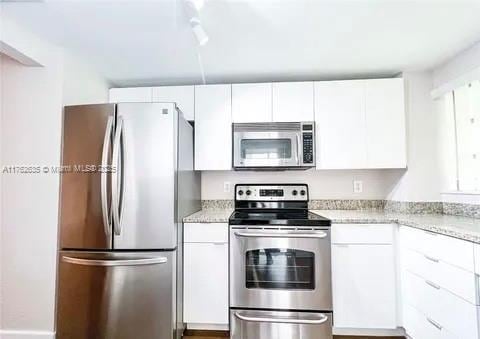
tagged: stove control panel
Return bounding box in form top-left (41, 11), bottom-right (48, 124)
top-left (235, 184), bottom-right (308, 201)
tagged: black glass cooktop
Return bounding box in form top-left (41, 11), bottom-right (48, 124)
top-left (229, 209), bottom-right (331, 226)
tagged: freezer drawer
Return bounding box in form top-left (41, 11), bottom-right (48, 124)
top-left (56, 251), bottom-right (176, 339)
top-left (230, 309), bottom-right (332, 339)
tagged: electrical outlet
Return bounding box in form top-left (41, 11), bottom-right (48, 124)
top-left (353, 180), bottom-right (363, 193)
top-left (223, 181), bottom-right (231, 193)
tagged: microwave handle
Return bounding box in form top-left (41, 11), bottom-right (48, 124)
top-left (295, 134), bottom-right (300, 165)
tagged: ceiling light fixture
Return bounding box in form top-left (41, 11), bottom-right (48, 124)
top-left (190, 18), bottom-right (209, 46)
top-left (183, 0), bottom-right (209, 47)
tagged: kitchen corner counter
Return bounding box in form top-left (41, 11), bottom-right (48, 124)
top-left (311, 209), bottom-right (480, 244)
top-left (183, 209), bottom-right (233, 223)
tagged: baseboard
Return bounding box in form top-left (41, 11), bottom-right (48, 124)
top-left (333, 327), bottom-right (406, 337)
top-left (186, 323), bottom-right (229, 331)
top-left (0, 330), bottom-right (55, 339)
top-left (184, 329), bottom-right (229, 337)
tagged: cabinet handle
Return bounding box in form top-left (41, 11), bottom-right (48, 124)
top-left (425, 280), bottom-right (441, 290)
top-left (424, 254), bottom-right (439, 263)
top-left (426, 317), bottom-right (442, 331)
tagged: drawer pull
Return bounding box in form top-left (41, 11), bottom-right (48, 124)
top-left (424, 254), bottom-right (439, 263)
top-left (425, 280), bottom-right (441, 290)
top-left (426, 317), bottom-right (443, 331)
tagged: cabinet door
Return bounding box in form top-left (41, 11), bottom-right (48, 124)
top-left (314, 80), bottom-right (367, 169)
top-left (232, 83), bottom-right (272, 122)
top-left (365, 78), bottom-right (406, 168)
top-left (109, 87), bottom-right (152, 103)
top-left (272, 82), bottom-right (314, 122)
top-left (194, 84), bottom-right (232, 170)
top-left (184, 242), bottom-right (229, 325)
top-left (152, 85), bottom-right (194, 121)
top-left (332, 244), bottom-right (397, 329)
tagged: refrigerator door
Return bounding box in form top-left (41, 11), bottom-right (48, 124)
top-left (56, 250), bottom-right (175, 339)
top-left (113, 103), bottom-right (178, 250)
top-left (59, 104), bottom-right (115, 250)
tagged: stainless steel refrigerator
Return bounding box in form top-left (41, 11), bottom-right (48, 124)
top-left (56, 103), bottom-right (200, 339)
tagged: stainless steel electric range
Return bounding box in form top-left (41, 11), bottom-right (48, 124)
top-left (229, 184), bottom-right (333, 339)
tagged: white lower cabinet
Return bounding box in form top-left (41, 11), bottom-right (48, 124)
top-left (403, 303), bottom-right (455, 339)
top-left (332, 224), bottom-right (397, 330)
top-left (184, 223), bottom-right (229, 327)
top-left (400, 226), bottom-right (479, 339)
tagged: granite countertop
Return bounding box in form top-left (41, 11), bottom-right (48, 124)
top-left (183, 208), bottom-right (480, 244)
top-left (311, 210), bottom-right (480, 244)
top-left (183, 209), bottom-right (233, 223)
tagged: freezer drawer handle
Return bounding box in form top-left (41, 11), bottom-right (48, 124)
top-left (234, 231), bottom-right (328, 239)
top-left (62, 256), bottom-right (168, 267)
top-left (234, 311), bottom-right (329, 325)
top-left (101, 116), bottom-right (114, 237)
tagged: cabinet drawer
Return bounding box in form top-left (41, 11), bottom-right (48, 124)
top-left (332, 224), bottom-right (394, 244)
top-left (402, 270), bottom-right (478, 339)
top-left (399, 226), bottom-right (474, 272)
top-left (184, 223), bottom-right (229, 243)
top-left (403, 303), bottom-right (455, 339)
top-left (401, 247), bottom-right (477, 304)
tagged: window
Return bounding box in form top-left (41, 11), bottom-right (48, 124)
top-left (447, 81), bottom-right (480, 191)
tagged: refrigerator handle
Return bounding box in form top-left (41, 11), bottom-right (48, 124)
top-left (112, 117), bottom-right (124, 236)
top-left (101, 116), bottom-right (114, 237)
top-left (62, 255), bottom-right (168, 267)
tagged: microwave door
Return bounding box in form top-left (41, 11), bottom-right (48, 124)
top-left (234, 132), bottom-right (299, 168)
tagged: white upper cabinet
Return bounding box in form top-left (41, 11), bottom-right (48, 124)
top-left (194, 84), bottom-right (232, 170)
top-left (232, 83), bottom-right (272, 123)
top-left (109, 87), bottom-right (152, 103)
top-left (315, 80), bottom-right (368, 169)
top-left (365, 78), bottom-right (407, 168)
top-left (314, 78), bottom-right (406, 169)
top-left (272, 82), bottom-right (314, 122)
top-left (152, 85), bottom-right (195, 121)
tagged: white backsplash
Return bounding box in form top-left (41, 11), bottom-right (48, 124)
top-left (201, 169), bottom-right (405, 200)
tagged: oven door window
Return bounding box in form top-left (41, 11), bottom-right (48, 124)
top-left (245, 248), bottom-right (315, 290)
top-left (240, 139), bottom-right (292, 160)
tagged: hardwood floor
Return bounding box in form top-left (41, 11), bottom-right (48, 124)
top-left (182, 329), bottom-right (405, 339)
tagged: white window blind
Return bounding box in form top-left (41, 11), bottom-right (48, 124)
top-left (453, 81), bottom-right (480, 191)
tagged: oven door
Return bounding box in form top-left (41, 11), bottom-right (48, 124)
top-left (233, 131), bottom-right (301, 168)
top-left (230, 309), bottom-right (333, 339)
top-left (230, 226), bottom-right (332, 311)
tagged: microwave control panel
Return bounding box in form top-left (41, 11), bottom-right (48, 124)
top-left (302, 123), bottom-right (314, 164)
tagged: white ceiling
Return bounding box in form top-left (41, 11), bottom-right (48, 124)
top-left (3, 0), bottom-right (480, 87)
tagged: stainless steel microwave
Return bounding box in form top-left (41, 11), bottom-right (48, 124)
top-left (233, 122), bottom-right (315, 170)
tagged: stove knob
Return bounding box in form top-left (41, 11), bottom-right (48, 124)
top-left (238, 190), bottom-right (244, 196)
top-left (292, 190), bottom-right (298, 196)
top-left (300, 190), bottom-right (306, 196)
top-left (246, 190), bottom-right (252, 196)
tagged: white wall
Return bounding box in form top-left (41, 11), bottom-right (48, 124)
top-left (0, 23), bottom-right (109, 339)
top-left (433, 41), bottom-right (480, 89)
top-left (202, 169), bottom-right (404, 200)
top-left (1, 51), bottom-right (64, 338)
top-left (62, 51), bottom-right (110, 105)
top-left (387, 72), bottom-right (441, 202)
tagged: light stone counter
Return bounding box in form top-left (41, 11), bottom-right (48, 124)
top-left (311, 209), bottom-right (480, 244)
top-left (183, 209), bottom-right (233, 223)
top-left (183, 208), bottom-right (480, 243)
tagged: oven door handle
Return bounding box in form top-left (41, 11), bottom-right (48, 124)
top-left (234, 231), bottom-right (328, 239)
top-left (234, 311), bottom-right (329, 325)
